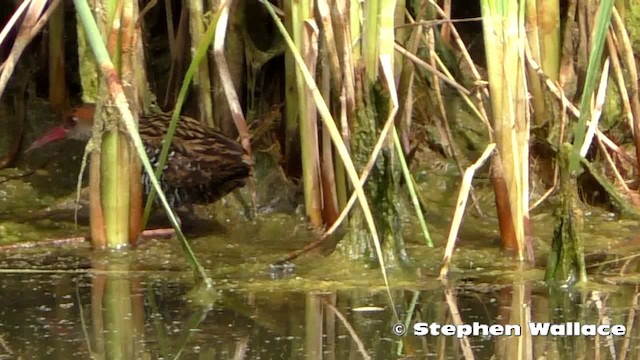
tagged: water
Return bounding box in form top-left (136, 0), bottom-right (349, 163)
top-left (2, 157), bottom-right (640, 359)
top-left (0, 216), bottom-right (639, 359)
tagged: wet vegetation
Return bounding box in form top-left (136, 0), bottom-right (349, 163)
top-left (0, 0), bottom-right (640, 358)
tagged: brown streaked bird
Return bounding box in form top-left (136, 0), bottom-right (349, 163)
top-left (28, 104), bottom-right (251, 207)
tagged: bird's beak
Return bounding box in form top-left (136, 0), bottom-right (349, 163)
top-left (26, 126), bottom-right (67, 153)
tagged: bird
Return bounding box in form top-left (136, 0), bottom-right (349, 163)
top-left (27, 104), bottom-right (251, 207)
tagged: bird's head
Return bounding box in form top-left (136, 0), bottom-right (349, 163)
top-left (26, 104), bottom-right (96, 152)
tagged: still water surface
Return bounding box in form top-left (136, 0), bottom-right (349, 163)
top-left (0, 218), bottom-right (639, 360)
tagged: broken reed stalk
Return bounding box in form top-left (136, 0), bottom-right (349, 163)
top-left (439, 144), bottom-right (495, 280)
top-left (213, 0), bottom-right (256, 208)
top-left (0, 0), bottom-right (61, 99)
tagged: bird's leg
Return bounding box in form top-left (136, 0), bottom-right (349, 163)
top-left (233, 191), bottom-right (254, 220)
top-left (132, 209), bottom-right (180, 242)
top-left (155, 208), bottom-right (184, 231)
top-left (172, 203), bottom-right (196, 228)
top-left (140, 228), bottom-right (175, 239)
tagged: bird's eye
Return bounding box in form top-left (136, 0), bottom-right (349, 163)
top-left (62, 116), bottom-right (78, 129)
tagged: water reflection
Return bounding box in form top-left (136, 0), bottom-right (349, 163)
top-left (0, 259), bottom-right (638, 359)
